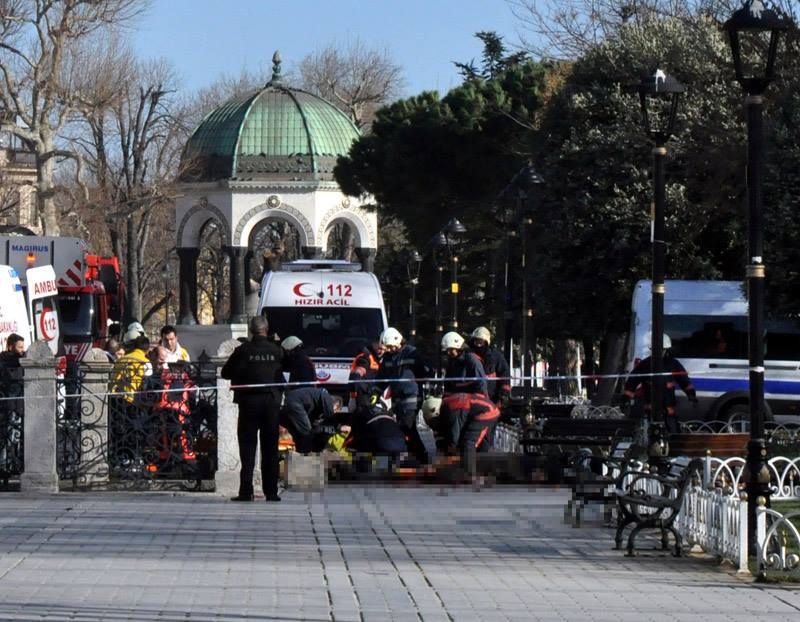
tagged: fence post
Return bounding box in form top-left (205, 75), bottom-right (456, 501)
top-left (755, 494), bottom-right (766, 570)
top-left (740, 493), bottom-right (750, 573)
top-left (20, 341), bottom-right (57, 493)
top-left (214, 340), bottom-right (241, 497)
top-left (77, 349), bottom-right (114, 487)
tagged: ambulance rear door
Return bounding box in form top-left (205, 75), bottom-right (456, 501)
top-left (25, 265), bottom-right (62, 356)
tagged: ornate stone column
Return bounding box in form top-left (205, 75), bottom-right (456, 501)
top-left (177, 247), bottom-right (200, 325)
top-left (224, 245), bottom-right (248, 324)
top-left (355, 247), bottom-right (376, 273)
top-left (20, 341), bottom-right (58, 492)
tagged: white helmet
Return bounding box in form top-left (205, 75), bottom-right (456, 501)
top-left (380, 327), bottom-right (403, 347)
top-left (127, 321), bottom-right (145, 336)
top-left (281, 336), bottom-right (303, 351)
top-left (470, 326), bottom-right (492, 344)
top-left (441, 331), bottom-right (465, 350)
top-left (123, 328), bottom-right (142, 344)
top-left (422, 396), bottom-right (442, 424)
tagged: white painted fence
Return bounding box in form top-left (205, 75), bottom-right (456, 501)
top-left (673, 455), bottom-right (800, 575)
top-left (756, 504), bottom-right (800, 576)
top-left (675, 486), bottom-right (748, 572)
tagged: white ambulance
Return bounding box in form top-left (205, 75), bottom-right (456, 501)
top-left (0, 264), bottom-right (61, 355)
top-left (257, 260), bottom-right (388, 407)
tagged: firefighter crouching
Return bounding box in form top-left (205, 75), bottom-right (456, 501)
top-left (436, 392), bottom-right (500, 477)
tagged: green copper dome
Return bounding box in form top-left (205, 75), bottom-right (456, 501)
top-left (181, 54), bottom-right (361, 182)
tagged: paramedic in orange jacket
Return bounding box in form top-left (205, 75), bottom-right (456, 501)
top-left (348, 337), bottom-right (384, 410)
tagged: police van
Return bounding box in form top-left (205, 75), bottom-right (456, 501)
top-left (626, 279), bottom-right (800, 424)
top-left (257, 260), bottom-right (388, 408)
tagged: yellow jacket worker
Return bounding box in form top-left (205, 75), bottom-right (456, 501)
top-left (111, 330), bottom-right (152, 403)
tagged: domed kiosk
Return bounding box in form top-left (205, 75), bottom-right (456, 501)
top-left (174, 52), bottom-right (377, 325)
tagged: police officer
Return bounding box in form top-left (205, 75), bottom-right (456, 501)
top-left (221, 316), bottom-right (285, 502)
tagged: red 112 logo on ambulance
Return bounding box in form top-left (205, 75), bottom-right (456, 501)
top-left (39, 306), bottom-right (57, 341)
top-left (292, 282), bottom-right (318, 297)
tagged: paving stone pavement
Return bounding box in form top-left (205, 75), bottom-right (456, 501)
top-left (0, 484), bottom-right (799, 621)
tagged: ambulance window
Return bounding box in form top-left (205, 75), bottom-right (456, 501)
top-left (265, 308), bottom-right (384, 357)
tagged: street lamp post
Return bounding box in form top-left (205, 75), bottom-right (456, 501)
top-left (723, 0), bottom-right (791, 551)
top-left (501, 165), bottom-right (544, 391)
top-left (636, 69), bottom-right (685, 465)
top-left (406, 249), bottom-right (422, 340)
top-left (433, 231), bottom-right (447, 376)
top-left (441, 218), bottom-right (467, 330)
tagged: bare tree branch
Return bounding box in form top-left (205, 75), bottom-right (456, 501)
top-left (299, 38), bottom-right (405, 129)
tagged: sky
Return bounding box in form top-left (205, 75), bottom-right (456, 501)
top-left (131, 0), bottom-right (528, 98)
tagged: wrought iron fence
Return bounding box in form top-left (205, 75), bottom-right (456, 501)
top-left (0, 366), bottom-right (24, 490)
top-left (57, 359), bottom-right (218, 491)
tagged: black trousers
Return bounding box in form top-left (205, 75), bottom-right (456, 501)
top-left (236, 394), bottom-right (281, 497)
top-left (280, 392), bottom-right (315, 454)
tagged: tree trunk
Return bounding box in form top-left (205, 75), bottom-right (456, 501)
top-left (36, 150), bottom-right (60, 236)
top-left (592, 332), bottom-right (628, 406)
top-left (125, 215), bottom-right (140, 323)
top-left (548, 338), bottom-right (581, 397)
top-left (582, 336), bottom-right (597, 400)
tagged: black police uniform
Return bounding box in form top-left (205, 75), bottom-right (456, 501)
top-left (221, 335), bottom-right (285, 500)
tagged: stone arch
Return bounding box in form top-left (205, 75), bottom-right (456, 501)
top-left (233, 203), bottom-right (314, 248)
top-left (177, 200), bottom-right (231, 247)
top-left (316, 204), bottom-right (376, 249)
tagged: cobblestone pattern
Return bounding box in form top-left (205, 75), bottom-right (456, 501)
top-left (1, 485), bottom-right (799, 621)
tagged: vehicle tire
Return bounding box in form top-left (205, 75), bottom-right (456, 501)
top-left (724, 404), bottom-right (750, 432)
top-left (723, 399), bottom-right (774, 431)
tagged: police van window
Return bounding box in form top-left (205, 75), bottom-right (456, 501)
top-left (764, 319), bottom-right (800, 361)
top-left (665, 315), bottom-right (800, 361)
top-left (665, 316), bottom-right (748, 359)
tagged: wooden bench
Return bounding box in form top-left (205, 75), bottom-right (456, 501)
top-left (565, 438), bottom-right (645, 526)
top-left (668, 432), bottom-right (749, 457)
top-left (522, 417), bottom-right (638, 452)
top-left (614, 456), bottom-right (702, 556)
